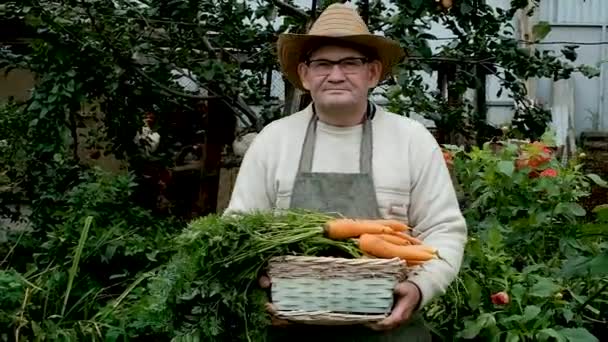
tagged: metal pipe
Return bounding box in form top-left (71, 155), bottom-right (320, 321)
top-left (600, 24), bottom-right (606, 130)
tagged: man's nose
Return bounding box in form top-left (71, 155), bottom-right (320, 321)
top-left (326, 64), bottom-right (346, 82)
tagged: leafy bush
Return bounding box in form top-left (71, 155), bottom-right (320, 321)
top-left (424, 138), bottom-right (607, 341)
top-left (0, 270), bottom-right (25, 336)
top-left (0, 168), bottom-right (184, 340)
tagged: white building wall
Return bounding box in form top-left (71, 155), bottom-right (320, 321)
top-left (536, 0), bottom-right (608, 135)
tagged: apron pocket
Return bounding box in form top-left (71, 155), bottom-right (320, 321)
top-left (376, 187), bottom-right (411, 224)
top-left (275, 190), bottom-right (292, 210)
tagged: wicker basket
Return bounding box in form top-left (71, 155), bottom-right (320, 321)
top-left (267, 255), bottom-right (409, 326)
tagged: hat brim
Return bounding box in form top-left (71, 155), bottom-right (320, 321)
top-left (277, 34), bottom-right (406, 90)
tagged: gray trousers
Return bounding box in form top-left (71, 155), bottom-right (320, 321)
top-left (267, 314), bottom-right (432, 342)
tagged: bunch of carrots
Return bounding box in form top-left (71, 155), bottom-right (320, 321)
top-left (323, 218), bottom-right (438, 266)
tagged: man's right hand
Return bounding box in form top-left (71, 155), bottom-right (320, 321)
top-left (259, 275), bottom-right (292, 327)
top-left (259, 275), bottom-right (272, 289)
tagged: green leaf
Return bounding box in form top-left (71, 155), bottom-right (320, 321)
top-left (592, 204), bottom-right (608, 223)
top-left (418, 44), bottom-right (433, 59)
top-left (530, 277), bottom-right (561, 298)
top-left (532, 21), bottom-right (552, 41)
top-left (587, 173), bottom-right (607, 187)
top-left (29, 101), bottom-right (41, 111)
top-left (561, 255), bottom-right (596, 278)
top-left (66, 80), bottom-right (75, 93)
top-left (522, 305), bottom-right (541, 322)
top-left (522, 264), bottom-right (545, 275)
top-left (578, 65), bottom-right (601, 78)
top-left (464, 273), bottom-right (482, 310)
top-left (537, 328), bottom-right (567, 342)
top-left (487, 226), bottom-right (503, 249)
top-left (202, 69), bottom-right (215, 80)
top-left (561, 46), bottom-right (578, 62)
top-left (411, 0), bottom-right (424, 9)
top-left (555, 202), bottom-right (586, 217)
top-left (558, 327), bottom-right (599, 342)
top-left (562, 308), bottom-right (574, 322)
top-left (460, 2), bottom-right (474, 15)
top-left (498, 160), bottom-right (514, 176)
top-left (506, 331), bottom-right (521, 342)
top-left (511, 284), bottom-right (525, 302)
top-left (585, 251), bottom-right (608, 276)
top-left (458, 313), bottom-right (496, 339)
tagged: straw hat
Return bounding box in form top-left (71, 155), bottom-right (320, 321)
top-left (276, 3), bottom-right (406, 90)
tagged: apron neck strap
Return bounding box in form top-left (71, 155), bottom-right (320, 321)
top-left (298, 102), bottom-right (375, 174)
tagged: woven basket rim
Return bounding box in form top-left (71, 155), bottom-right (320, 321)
top-left (268, 255), bottom-right (409, 277)
top-left (273, 310), bottom-right (388, 325)
top-left (268, 255), bottom-right (407, 265)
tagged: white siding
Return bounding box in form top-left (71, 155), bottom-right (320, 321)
top-left (535, 0), bottom-right (608, 134)
top-left (540, 0), bottom-right (608, 25)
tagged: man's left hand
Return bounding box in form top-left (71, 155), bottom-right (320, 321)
top-left (367, 281), bottom-right (421, 331)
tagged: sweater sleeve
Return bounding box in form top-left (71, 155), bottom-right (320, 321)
top-left (223, 130), bottom-right (275, 215)
top-left (405, 127), bottom-right (468, 309)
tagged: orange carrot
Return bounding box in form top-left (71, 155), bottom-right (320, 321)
top-left (376, 233), bottom-right (411, 246)
top-left (411, 244), bottom-right (437, 255)
top-left (406, 260), bottom-right (425, 266)
top-left (324, 219), bottom-right (395, 240)
top-left (356, 219), bottom-right (411, 232)
top-left (401, 244), bottom-right (438, 258)
top-left (358, 234), bottom-right (436, 261)
top-left (396, 232), bottom-right (423, 245)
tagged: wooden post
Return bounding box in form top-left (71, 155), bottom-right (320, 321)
top-left (517, 2), bottom-right (538, 100)
top-left (216, 166), bottom-right (240, 214)
top-left (283, 78), bottom-right (305, 116)
top-left (198, 97), bottom-right (237, 215)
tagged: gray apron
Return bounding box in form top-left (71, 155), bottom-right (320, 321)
top-left (268, 107), bottom-right (432, 342)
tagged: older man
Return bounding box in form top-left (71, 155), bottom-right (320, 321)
top-left (225, 3), bottom-right (467, 341)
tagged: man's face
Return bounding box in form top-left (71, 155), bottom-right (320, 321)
top-left (297, 45), bottom-right (381, 111)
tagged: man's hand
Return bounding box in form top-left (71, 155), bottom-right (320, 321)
top-left (259, 275), bottom-right (292, 327)
top-left (367, 281), bottom-right (421, 331)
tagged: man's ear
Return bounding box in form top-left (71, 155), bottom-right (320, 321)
top-left (367, 60), bottom-right (382, 88)
top-left (297, 63), bottom-right (311, 90)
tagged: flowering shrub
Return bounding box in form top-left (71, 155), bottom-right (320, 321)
top-left (428, 138), bottom-right (607, 341)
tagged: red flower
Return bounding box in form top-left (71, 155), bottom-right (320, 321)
top-left (491, 291), bottom-right (510, 305)
top-left (517, 142), bottom-right (553, 172)
top-left (442, 150), bottom-right (454, 167)
top-left (530, 141), bottom-right (552, 155)
top-left (540, 168), bottom-right (558, 178)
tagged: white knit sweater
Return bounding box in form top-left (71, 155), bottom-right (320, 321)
top-left (225, 104), bottom-right (468, 309)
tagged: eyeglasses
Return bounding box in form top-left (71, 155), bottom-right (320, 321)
top-left (305, 57), bottom-right (368, 75)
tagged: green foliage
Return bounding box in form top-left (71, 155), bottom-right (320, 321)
top-left (425, 138), bottom-right (607, 340)
top-left (100, 211), bottom-right (359, 340)
top-left (0, 168), bottom-right (184, 340)
top-left (0, 100), bottom-right (30, 220)
top-left (1, 1), bottom-right (606, 341)
top-left (377, 0), bottom-right (599, 143)
top-left (0, 270), bottom-right (25, 333)
top-left (1, 134), bottom-right (605, 340)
